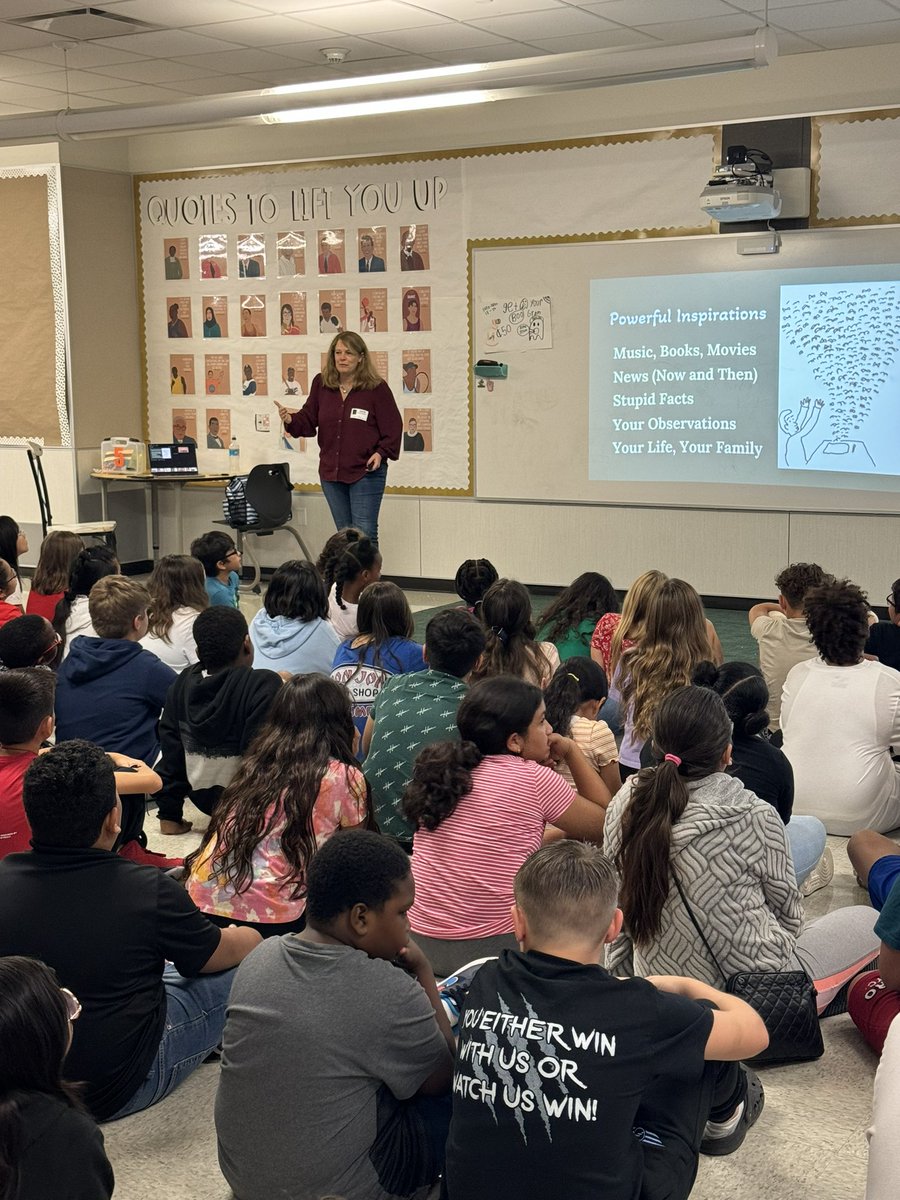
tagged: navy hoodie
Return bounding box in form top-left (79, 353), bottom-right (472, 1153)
top-left (55, 636), bottom-right (177, 764)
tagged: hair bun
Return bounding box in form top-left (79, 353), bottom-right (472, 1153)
top-left (692, 660), bottom-right (718, 687)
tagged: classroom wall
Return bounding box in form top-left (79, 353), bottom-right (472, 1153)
top-left (6, 43), bottom-right (899, 595)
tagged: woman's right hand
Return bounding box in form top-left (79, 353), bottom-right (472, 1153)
top-left (274, 400), bottom-right (291, 424)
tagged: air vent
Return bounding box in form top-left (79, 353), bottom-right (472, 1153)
top-left (10, 7), bottom-right (160, 39)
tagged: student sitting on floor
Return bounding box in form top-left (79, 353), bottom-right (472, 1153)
top-left (748, 561), bottom-right (828, 741)
top-left (472, 578), bottom-right (560, 688)
top-left (0, 613), bottom-right (61, 670)
top-left (331, 580), bottom-right (425, 748)
top-left (249, 558), bottom-right (341, 677)
top-left (403, 676), bottom-right (608, 977)
top-left (0, 669), bottom-right (161, 861)
top-left (191, 530), bottom-right (242, 608)
top-left (782, 577), bottom-right (900, 834)
top-left (537, 570), bottom-right (620, 662)
top-left (54, 576), bottom-right (177, 865)
top-left (155, 607), bottom-right (283, 835)
top-left (363, 607), bottom-right (485, 849)
top-left (543, 656), bottom-right (621, 797)
top-left (140, 553), bottom-right (209, 673)
top-left (325, 531), bottom-right (382, 641)
top-left (453, 557), bottom-right (498, 621)
top-left (215, 829), bottom-right (455, 1200)
top-left (444, 841), bottom-right (769, 1200)
top-left (25, 529), bottom-right (84, 623)
top-left (53, 546), bottom-right (119, 659)
top-left (0, 558), bottom-right (23, 629)
top-left (0, 740), bottom-right (261, 1122)
top-left (847, 828), bottom-right (900, 1054)
top-left (185, 674), bottom-right (372, 936)
top-left (0, 956), bottom-right (114, 1200)
top-left (865, 576), bottom-right (900, 672)
top-left (605, 684), bottom-right (879, 1015)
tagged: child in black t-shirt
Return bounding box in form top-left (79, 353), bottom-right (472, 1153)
top-left (444, 841), bottom-right (769, 1200)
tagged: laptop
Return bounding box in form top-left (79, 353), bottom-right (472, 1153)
top-left (148, 442), bottom-right (200, 476)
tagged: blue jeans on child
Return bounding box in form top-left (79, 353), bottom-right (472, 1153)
top-left (320, 462), bottom-right (388, 545)
top-left (786, 815), bottom-right (828, 886)
top-left (106, 964), bottom-right (235, 1121)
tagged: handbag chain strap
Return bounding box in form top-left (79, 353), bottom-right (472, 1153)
top-left (671, 870), bottom-right (728, 986)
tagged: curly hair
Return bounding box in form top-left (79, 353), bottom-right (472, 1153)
top-left (332, 536), bottom-right (381, 612)
top-left (693, 660), bottom-right (769, 737)
top-left (775, 562), bottom-right (828, 610)
top-left (609, 569), bottom-right (668, 680)
top-left (316, 527), bottom-right (365, 596)
top-left (538, 572), bottom-right (619, 647)
top-left (184, 675), bottom-right (374, 902)
top-left (22, 740), bottom-right (116, 848)
top-left (471, 579), bottom-right (551, 687)
top-left (804, 577), bottom-right (869, 665)
top-left (402, 676), bottom-right (542, 831)
top-left (305, 829), bottom-right (411, 926)
top-left (616, 685), bottom-right (731, 945)
top-left (620, 578), bottom-right (712, 741)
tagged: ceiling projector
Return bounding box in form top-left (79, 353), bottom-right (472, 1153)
top-left (700, 144), bottom-right (782, 222)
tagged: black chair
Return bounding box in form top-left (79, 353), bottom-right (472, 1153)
top-left (26, 441), bottom-right (117, 552)
top-left (216, 462), bottom-right (312, 594)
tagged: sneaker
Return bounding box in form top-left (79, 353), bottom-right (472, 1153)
top-left (119, 841), bottom-right (183, 870)
top-left (700, 1067), bottom-right (764, 1157)
top-left (159, 818), bottom-right (193, 836)
top-left (801, 848), bottom-right (834, 897)
top-left (438, 957), bottom-right (495, 1027)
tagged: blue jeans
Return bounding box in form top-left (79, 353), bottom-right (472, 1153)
top-left (106, 964), bottom-right (234, 1121)
top-left (786, 815), bottom-right (828, 886)
top-left (320, 462), bottom-right (388, 545)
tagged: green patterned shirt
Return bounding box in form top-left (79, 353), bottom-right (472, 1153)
top-left (366, 669), bottom-right (468, 840)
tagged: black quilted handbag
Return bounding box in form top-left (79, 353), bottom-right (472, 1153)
top-left (673, 874), bottom-right (824, 1066)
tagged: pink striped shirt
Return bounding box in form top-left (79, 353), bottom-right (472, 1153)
top-left (409, 755), bottom-right (575, 939)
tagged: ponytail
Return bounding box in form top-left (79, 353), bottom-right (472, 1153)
top-left (693, 659), bottom-right (770, 738)
top-left (332, 536), bottom-right (378, 612)
top-left (544, 656), bottom-right (608, 737)
top-left (614, 684), bottom-right (731, 946)
top-left (402, 740), bottom-right (483, 830)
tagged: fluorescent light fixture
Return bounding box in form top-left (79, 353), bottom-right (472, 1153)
top-left (266, 63), bottom-right (488, 97)
top-left (262, 90), bottom-right (493, 125)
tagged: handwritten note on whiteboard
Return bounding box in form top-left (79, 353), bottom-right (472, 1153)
top-left (480, 295), bottom-right (552, 351)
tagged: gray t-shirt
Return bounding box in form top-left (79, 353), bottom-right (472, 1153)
top-left (215, 936), bottom-right (449, 1200)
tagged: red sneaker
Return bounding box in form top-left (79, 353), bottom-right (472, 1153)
top-left (119, 841), bottom-right (183, 870)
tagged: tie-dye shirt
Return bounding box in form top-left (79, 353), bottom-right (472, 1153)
top-left (186, 759), bottom-right (368, 925)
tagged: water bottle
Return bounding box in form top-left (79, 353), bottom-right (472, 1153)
top-left (228, 436), bottom-right (240, 475)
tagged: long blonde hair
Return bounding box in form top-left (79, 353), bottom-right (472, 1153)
top-left (321, 331), bottom-right (382, 390)
top-left (609, 569), bottom-right (668, 679)
top-left (621, 578), bottom-right (712, 741)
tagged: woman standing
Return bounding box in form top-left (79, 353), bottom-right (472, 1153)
top-left (275, 332), bottom-right (401, 546)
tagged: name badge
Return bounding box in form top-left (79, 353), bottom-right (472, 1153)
top-left (350, 407), bottom-right (369, 421)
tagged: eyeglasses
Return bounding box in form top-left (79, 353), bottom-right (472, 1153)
top-left (60, 987), bottom-right (82, 1022)
top-left (888, 595), bottom-right (897, 608)
top-left (227, 548), bottom-right (242, 559)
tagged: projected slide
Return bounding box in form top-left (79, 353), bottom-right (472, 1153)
top-left (588, 265), bottom-right (900, 491)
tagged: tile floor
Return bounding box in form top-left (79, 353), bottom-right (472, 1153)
top-left (99, 587), bottom-right (882, 1198)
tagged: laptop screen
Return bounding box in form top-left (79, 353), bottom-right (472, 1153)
top-left (149, 443), bottom-right (199, 474)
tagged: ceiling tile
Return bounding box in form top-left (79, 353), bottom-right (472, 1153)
top-left (0, 0), bottom-right (86, 16)
top-left (629, 14), bottom-right (761, 40)
top-left (240, 0), bottom-right (366, 9)
top-left (4, 42), bottom-right (151, 69)
top-left (768, 0), bottom-right (900, 31)
top-left (434, 40), bottom-right (546, 63)
top-left (270, 36), bottom-right (408, 62)
top-left (402, 0), bottom-right (563, 17)
top-left (468, 8), bottom-right (625, 39)
top-left (15, 67), bottom-right (144, 92)
top-left (328, 52), bottom-right (441, 73)
top-left (90, 29), bottom-right (246, 55)
top-left (223, 65), bottom-right (337, 85)
top-left (363, 23), bottom-right (513, 52)
top-left (79, 82), bottom-right (190, 104)
top-left (182, 15), bottom-right (337, 46)
top-left (101, 0), bottom-right (265, 25)
top-left (87, 58), bottom-right (222, 84)
top-left (291, 2), bottom-right (452, 35)
top-left (525, 26), bottom-right (660, 51)
top-left (0, 78), bottom-right (72, 105)
top-left (803, 16), bottom-right (900, 44)
top-left (172, 46), bottom-right (312, 72)
top-left (0, 25), bottom-right (61, 52)
top-left (0, 52), bottom-right (67, 77)
top-left (164, 74), bottom-right (274, 95)
top-left (583, 0), bottom-right (739, 20)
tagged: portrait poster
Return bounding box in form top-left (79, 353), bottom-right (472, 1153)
top-left (359, 288), bottom-right (387, 334)
top-left (171, 406), bottom-right (198, 442)
top-left (401, 349), bottom-right (431, 394)
top-left (317, 289), bottom-right (346, 336)
top-left (279, 291), bottom-right (307, 336)
top-left (200, 232), bottom-right (227, 280)
top-left (357, 227), bottom-right (386, 273)
top-left (238, 232), bottom-right (266, 279)
top-left (281, 352), bottom-right (308, 397)
top-left (276, 230), bottom-right (306, 277)
top-left (204, 354), bottom-right (231, 396)
top-left (163, 237), bottom-right (189, 281)
top-left (401, 285), bottom-right (430, 332)
top-left (403, 407), bottom-right (432, 452)
top-left (169, 355), bottom-right (194, 395)
top-left (201, 295), bottom-right (228, 338)
top-left (166, 296), bottom-right (191, 338)
top-left (204, 406), bottom-right (231, 447)
top-left (400, 223), bottom-right (429, 271)
top-left (240, 295), bottom-right (266, 338)
top-left (241, 354), bottom-right (268, 397)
